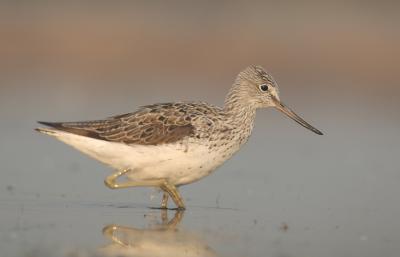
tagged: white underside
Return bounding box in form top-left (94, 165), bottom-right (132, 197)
top-left (38, 128), bottom-right (234, 186)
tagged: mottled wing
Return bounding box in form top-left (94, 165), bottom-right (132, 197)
top-left (38, 103), bottom-right (197, 145)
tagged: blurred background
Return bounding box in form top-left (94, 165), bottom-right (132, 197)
top-left (0, 1), bottom-right (399, 257)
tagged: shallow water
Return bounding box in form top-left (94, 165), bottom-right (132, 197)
top-left (2, 187), bottom-right (400, 257)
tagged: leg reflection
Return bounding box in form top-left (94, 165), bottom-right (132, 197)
top-left (99, 210), bottom-right (217, 257)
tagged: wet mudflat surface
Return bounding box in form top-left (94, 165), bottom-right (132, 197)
top-left (1, 177), bottom-right (400, 257)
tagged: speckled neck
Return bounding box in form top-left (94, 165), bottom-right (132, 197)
top-left (223, 84), bottom-right (257, 143)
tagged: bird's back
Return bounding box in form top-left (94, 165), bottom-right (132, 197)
top-left (38, 102), bottom-right (226, 146)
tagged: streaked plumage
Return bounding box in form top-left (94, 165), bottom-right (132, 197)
top-left (36, 65), bottom-right (322, 209)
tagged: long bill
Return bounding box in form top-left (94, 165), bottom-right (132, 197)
top-left (272, 97), bottom-right (323, 135)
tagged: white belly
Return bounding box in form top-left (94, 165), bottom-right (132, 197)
top-left (128, 144), bottom-right (226, 185)
top-left (44, 129), bottom-right (236, 186)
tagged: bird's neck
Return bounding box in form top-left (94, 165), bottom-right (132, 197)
top-left (223, 85), bottom-right (257, 131)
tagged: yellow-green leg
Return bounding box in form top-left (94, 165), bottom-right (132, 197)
top-left (160, 182), bottom-right (185, 210)
top-left (161, 192), bottom-right (169, 209)
top-left (104, 169), bottom-right (186, 209)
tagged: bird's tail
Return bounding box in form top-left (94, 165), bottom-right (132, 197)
top-left (35, 121), bottom-right (63, 136)
top-left (35, 127), bottom-right (59, 136)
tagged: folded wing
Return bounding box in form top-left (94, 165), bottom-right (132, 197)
top-left (38, 103), bottom-right (196, 146)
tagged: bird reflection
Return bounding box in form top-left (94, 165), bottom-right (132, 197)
top-left (97, 210), bottom-right (218, 257)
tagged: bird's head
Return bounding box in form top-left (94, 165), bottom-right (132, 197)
top-left (229, 65), bottom-right (323, 135)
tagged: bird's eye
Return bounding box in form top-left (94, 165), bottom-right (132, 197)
top-left (259, 84), bottom-right (269, 92)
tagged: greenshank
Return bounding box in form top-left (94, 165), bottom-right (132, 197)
top-left (36, 65), bottom-right (322, 209)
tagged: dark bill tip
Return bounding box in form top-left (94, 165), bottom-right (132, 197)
top-left (273, 98), bottom-right (323, 135)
